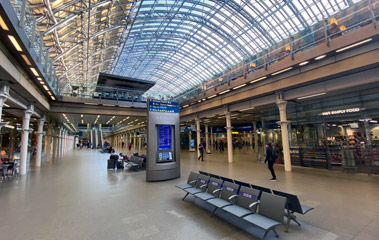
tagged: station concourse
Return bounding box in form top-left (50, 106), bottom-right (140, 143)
top-left (0, 1), bottom-right (378, 240)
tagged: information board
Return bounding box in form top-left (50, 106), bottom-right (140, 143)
top-left (148, 99), bottom-right (179, 113)
top-left (158, 125), bottom-right (172, 150)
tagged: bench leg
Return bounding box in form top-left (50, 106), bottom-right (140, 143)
top-left (291, 216), bottom-right (301, 226)
top-left (210, 207), bottom-right (218, 217)
top-left (272, 228), bottom-right (279, 238)
top-left (182, 193), bottom-right (189, 201)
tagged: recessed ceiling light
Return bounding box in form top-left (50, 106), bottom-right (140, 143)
top-left (30, 67), bottom-right (39, 77)
top-left (219, 90), bottom-right (230, 95)
top-left (297, 92), bottom-right (326, 100)
top-left (336, 38), bottom-right (372, 53)
top-left (299, 61), bottom-right (309, 66)
top-left (233, 84), bottom-right (247, 90)
top-left (315, 55), bottom-right (326, 60)
top-left (250, 76), bottom-right (267, 84)
top-left (208, 94), bottom-right (217, 99)
top-left (0, 15), bottom-right (9, 31)
top-left (43, 85), bottom-right (49, 90)
top-left (21, 55), bottom-right (31, 66)
top-left (8, 35), bottom-right (22, 52)
top-left (271, 67), bottom-right (293, 76)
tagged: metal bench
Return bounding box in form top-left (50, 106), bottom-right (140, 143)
top-left (243, 192), bottom-right (287, 239)
top-left (182, 174), bottom-right (210, 200)
top-left (272, 189), bottom-right (314, 231)
top-left (175, 172), bottom-right (199, 190)
top-left (223, 186), bottom-right (260, 218)
top-left (206, 181), bottom-right (240, 216)
top-left (126, 156), bottom-right (144, 170)
top-left (194, 177), bottom-right (224, 201)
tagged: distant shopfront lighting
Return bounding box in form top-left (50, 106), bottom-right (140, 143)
top-left (250, 76), bottom-right (267, 84)
top-left (297, 92), bottom-right (326, 100)
top-left (272, 67), bottom-right (293, 76)
top-left (233, 84), bottom-right (246, 90)
top-left (315, 55), bottom-right (326, 60)
top-left (336, 38), bottom-right (372, 53)
top-left (0, 15), bottom-right (9, 30)
top-left (299, 61), bottom-right (309, 66)
top-left (8, 35), bottom-right (22, 52)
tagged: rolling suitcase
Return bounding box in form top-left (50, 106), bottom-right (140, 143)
top-left (107, 159), bottom-right (115, 169)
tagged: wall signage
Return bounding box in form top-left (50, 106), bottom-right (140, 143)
top-left (148, 99), bottom-right (179, 113)
top-left (321, 108), bottom-right (360, 116)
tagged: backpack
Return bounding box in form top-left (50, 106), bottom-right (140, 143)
top-left (272, 148), bottom-right (278, 160)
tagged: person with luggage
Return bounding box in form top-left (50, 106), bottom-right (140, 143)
top-left (198, 140), bottom-right (204, 161)
top-left (128, 142), bottom-right (132, 151)
top-left (264, 143), bottom-right (277, 181)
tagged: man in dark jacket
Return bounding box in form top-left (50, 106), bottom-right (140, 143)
top-left (198, 140), bottom-right (204, 161)
top-left (264, 143), bottom-right (277, 181)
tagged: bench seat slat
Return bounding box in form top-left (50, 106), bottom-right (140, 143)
top-left (243, 214), bottom-right (281, 230)
top-left (223, 205), bottom-right (254, 218)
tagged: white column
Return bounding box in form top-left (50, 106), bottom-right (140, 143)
top-left (20, 105), bottom-right (34, 175)
top-left (253, 121), bottom-right (259, 153)
top-left (139, 135), bottom-right (142, 151)
top-left (195, 118), bottom-right (201, 158)
top-left (249, 131), bottom-right (253, 146)
top-left (225, 112), bottom-right (233, 163)
top-left (277, 100), bottom-right (292, 171)
top-left (205, 124), bottom-right (210, 154)
top-left (52, 127), bottom-right (57, 158)
top-left (35, 116), bottom-right (45, 166)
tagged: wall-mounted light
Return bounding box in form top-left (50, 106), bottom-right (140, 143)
top-left (8, 35), bottom-right (22, 52)
top-left (250, 76), bottom-right (267, 84)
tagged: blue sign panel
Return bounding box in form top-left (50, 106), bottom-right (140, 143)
top-left (148, 99), bottom-right (179, 113)
top-left (158, 125), bottom-right (172, 150)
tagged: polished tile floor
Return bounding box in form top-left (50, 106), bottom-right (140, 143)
top-left (0, 147), bottom-right (378, 240)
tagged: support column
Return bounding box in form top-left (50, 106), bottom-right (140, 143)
top-left (133, 132), bottom-right (137, 150)
top-left (225, 112), bottom-right (233, 163)
top-left (210, 127), bottom-right (214, 149)
top-left (195, 118), bottom-right (201, 158)
top-left (139, 135), bottom-right (142, 151)
top-left (253, 121), bottom-right (259, 153)
top-left (20, 105), bottom-right (34, 175)
top-left (277, 100), bottom-right (292, 171)
top-left (261, 118), bottom-right (266, 153)
top-left (35, 116), bottom-right (45, 166)
top-left (52, 127), bottom-right (58, 158)
top-left (249, 131), bottom-right (253, 146)
top-left (0, 85), bottom-right (10, 128)
top-left (205, 124), bottom-right (210, 154)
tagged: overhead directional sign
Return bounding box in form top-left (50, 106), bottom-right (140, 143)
top-left (148, 99), bottom-right (179, 113)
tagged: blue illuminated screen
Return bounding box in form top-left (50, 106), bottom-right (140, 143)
top-left (158, 125), bottom-right (172, 150)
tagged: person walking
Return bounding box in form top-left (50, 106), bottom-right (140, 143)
top-left (121, 141), bottom-right (125, 148)
top-left (198, 140), bottom-right (204, 161)
top-left (264, 143), bottom-right (277, 181)
top-left (219, 140), bottom-right (224, 151)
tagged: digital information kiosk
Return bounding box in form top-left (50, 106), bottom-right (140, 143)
top-left (146, 99), bottom-right (180, 181)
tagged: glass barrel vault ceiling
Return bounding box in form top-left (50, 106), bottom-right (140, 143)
top-left (113, 0), bottom-right (363, 98)
top-left (21, 0), bottom-right (364, 98)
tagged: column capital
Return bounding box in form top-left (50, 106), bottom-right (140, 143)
top-left (224, 126), bottom-right (233, 130)
top-left (276, 121), bottom-right (291, 125)
top-left (0, 85), bottom-right (10, 99)
top-left (24, 105), bottom-right (34, 118)
top-left (276, 100), bottom-right (287, 111)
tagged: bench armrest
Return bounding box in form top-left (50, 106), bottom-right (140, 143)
top-left (189, 180), bottom-right (197, 184)
top-left (200, 184), bottom-right (207, 190)
top-left (212, 189), bottom-right (221, 194)
top-left (228, 195), bottom-right (238, 203)
top-left (248, 202), bottom-right (259, 212)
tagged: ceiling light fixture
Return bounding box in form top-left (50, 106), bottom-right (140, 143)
top-left (271, 67), bottom-right (293, 76)
top-left (183, 104), bottom-right (189, 108)
top-left (3, 103), bottom-right (10, 107)
top-left (30, 67), bottom-right (39, 77)
top-left (8, 35), bottom-right (22, 51)
top-left (208, 94), bottom-right (217, 99)
top-left (51, 96), bottom-right (56, 100)
top-left (336, 38), bottom-right (372, 53)
top-left (21, 55), bottom-right (31, 66)
top-left (43, 85), bottom-right (49, 90)
top-left (315, 55), bottom-right (326, 60)
top-left (233, 84), bottom-right (247, 90)
top-left (297, 92), bottom-right (326, 100)
top-left (240, 107), bottom-right (255, 112)
top-left (219, 90), bottom-right (230, 95)
top-left (84, 103), bottom-right (97, 105)
top-left (299, 61), bottom-right (309, 66)
top-left (0, 15), bottom-right (9, 30)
